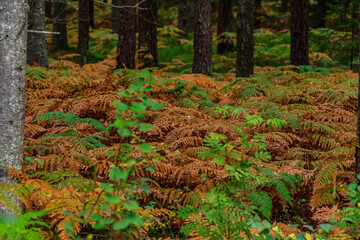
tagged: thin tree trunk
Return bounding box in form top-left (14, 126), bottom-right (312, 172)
top-left (45, 0), bottom-right (52, 18)
top-left (138, 0), bottom-right (158, 68)
top-left (236, 0), bottom-right (254, 77)
top-left (217, 0), bottom-right (234, 55)
top-left (116, 0), bottom-right (136, 69)
top-left (112, 0), bottom-right (121, 33)
top-left (0, 0), bottom-right (27, 215)
top-left (355, 0), bottom-right (360, 181)
top-left (78, 0), bottom-right (90, 66)
top-left (193, 0), bottom-right (212, 75)
top-left (52, 0), bottom-right (68, 51)
top-left (178, 0), bottom-right (187, 33)
top-left (187, 0), bottom-right (195, 33)
top-left (290, 0), bottom-right (309, 66)
top-left (313, 0), bottom-right (327, 28)
top-left (27, 0), bottom-right (49, 68)
top-left (281, 0), bottom-right (289, 12)
top-left (90, 0), bottom-right (95, 28)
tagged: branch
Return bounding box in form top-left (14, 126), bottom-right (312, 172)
top-left (27, 30), bottom-right (60, 35)
top-left (93, 0), bottom-right (147, 10)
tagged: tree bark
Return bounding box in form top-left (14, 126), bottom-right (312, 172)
top-left (138, 0), bottom-right (158, 68)
top-left (78, 0), bottom-right (90, 66)
top-left (112, 0), bottom-right (120, 33)
top-left (217, 0), bottom-right (234, 55)
top-left (236, 0), bottom-right (254, 77)
top-left (0, 0), bottom-right (27, 215)
top-left (178, 0), bottom-right (195, 36)
top-left (90, 0), bottom-right (95, 28)
top-left (355, 0), bottom-right (360, 181)
top-left (290, 0), bottom-right (309, 66)
top-left (45, 0), bottom-right (52, 18)
top-left (52, 0), bottom-right (68, 51)
top-left (313, 0), bottom-right (327, 28)
top-left (116, 0), bottom-right (136, 69)
top-left (27, 0), bottom-right (49, 68)
top-left (193, 0), bottom-right (212, 75)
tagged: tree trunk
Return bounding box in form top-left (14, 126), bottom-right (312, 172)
top-left (355, 0), bottom-right (360, 181)
top-left (193, 0), bottom-right (212, 75)
top-left (138, 0), bottom-right (158, 68)
top-left (255, 0), bottom-right (261, 10)
top-left (313, 0), bottom-right (327, 28)
top-left (281, 0), bottom-right (289, 12)
top-left (0, 0), bottom-right (27, 215)
top-left (187, 0), bottom-right (195, 33)
top-left (112, 0), bottom-right (120, 33)
top-left (178, 0), bottom-right (195, 36)
top-left (90, 0), bottom-right (95, 28)
top-left (217, 0), bottom-right (234, 55)
top-left (236, 0), bottom-right (254, 77)
top-left (45, 0), bottom-right (52, 18)
top-left (78, 0), bottom-right (90, 66)
top-left (116, 0), bottom-right (136, 69)
top-left (290, 0), bottom-right (309, 66)
top-left (178, 0), bottom-right (187, 33)
top-left (52, 0), bottom-right (68, 51)
top-left (27, 0), bottom-right (49, 68)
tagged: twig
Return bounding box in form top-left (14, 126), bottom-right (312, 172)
top-left (82, 190), bottom-right (105, 228)
top-left (93, 0), bottom-right (147, 10)
top-left (27, 30), bottom-right (60, 35)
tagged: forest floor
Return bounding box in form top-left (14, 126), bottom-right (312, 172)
top-left (22, 53), bottom-right (358, 238)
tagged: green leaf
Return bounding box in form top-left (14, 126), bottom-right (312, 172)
top-left (90, 214), bottom-right (102, 221)
top-left (113, 220), bottom-right (130, 230)
top-left (105, 193), bottom-right (121, 205)
top-left (99, 183), bottom-right (114, 192)
top-left (110, 168), bottom-right (128, 181)
top-left (140, 185), bottom-right (151, 193)
top-left (139, 123), bottom-right (154, 132)
top-left (319, 223), bottom-right (334, 233)
top-left (118, 91), bottom-right (132, 98)
top-left (114, 102), bottom-right (128, 112)
top-left (129, 84), bottom-right (143, 92)
top-left (130, 102), bottom-right (147, 113)
top-left (117, 127), bottom-right (133, 137)
top-left (124, 201), bottom-right (139, 211)
top-left (151, 102), bottom-right (164, 111)
top-left (139, 143), bottom-right (152, 153)
top-left (213, 156), bottom-right (226, 165)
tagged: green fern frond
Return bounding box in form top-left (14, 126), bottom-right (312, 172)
top-left (34, 112), bottom-right (108, 134)
top-left (175, 98), bottom-right (198, 109)
top-left (246, 190), bottom-right (273, 219)
top-left (0, 210), bottom-right (49, 240)
top-left (267, 178), bottom-right (292, 206)
top-left (300, 121), bottom-right (334, 135)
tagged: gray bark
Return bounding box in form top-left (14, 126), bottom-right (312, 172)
top-left (0, 0), bottom-right (27, 215)
top-left (27, 0), bottom-right (49, 68)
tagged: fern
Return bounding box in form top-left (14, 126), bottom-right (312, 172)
top-left (34, 112), bottom-right (108, 134)
top-left (247, 190), bottom-right (273, 219)
top-left (0, 210), bottom-right (49, 240)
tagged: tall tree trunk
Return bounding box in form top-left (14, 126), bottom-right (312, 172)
top-left (281, 0), bottom-right (289, 12)
top-left (45, 0), bottom-right (52, 18)
top-left (290, 0), bottom-right (309, 66)
top-left (0, 0), bottom-right (27, 215)
top-left (138, 0), bottom-right (158, 68)
top-left (313, 0), bottom-right (327, 28)
top-left (178, 0), bottom-right (187, 33)
top-left (255, 0), bottom-right (261, 10)
top-left (193, 0), bottom-right (212, 75)
top-left (78, 0), bottom-right (90, 66)
top-left (187, 0), bottom-right (195, 33)
top-left (52, 0), bottom-right (68, 51)
top-left (27, 0), bottom-right (49, 68)
top-left (355, 0), bottom-right (360, 181)
top-left (178, 0), bottom-right (195, 36)
top-left (236, 0), bottom-right (254, 77)
top-left (116, 0), bottom-right (136, 69)
top-left (112, 0), bottom-right (120, 33)
top-left (217, 0), bottom-right (234, 55)
top-left (90, 0), bottom-right (95, 28)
